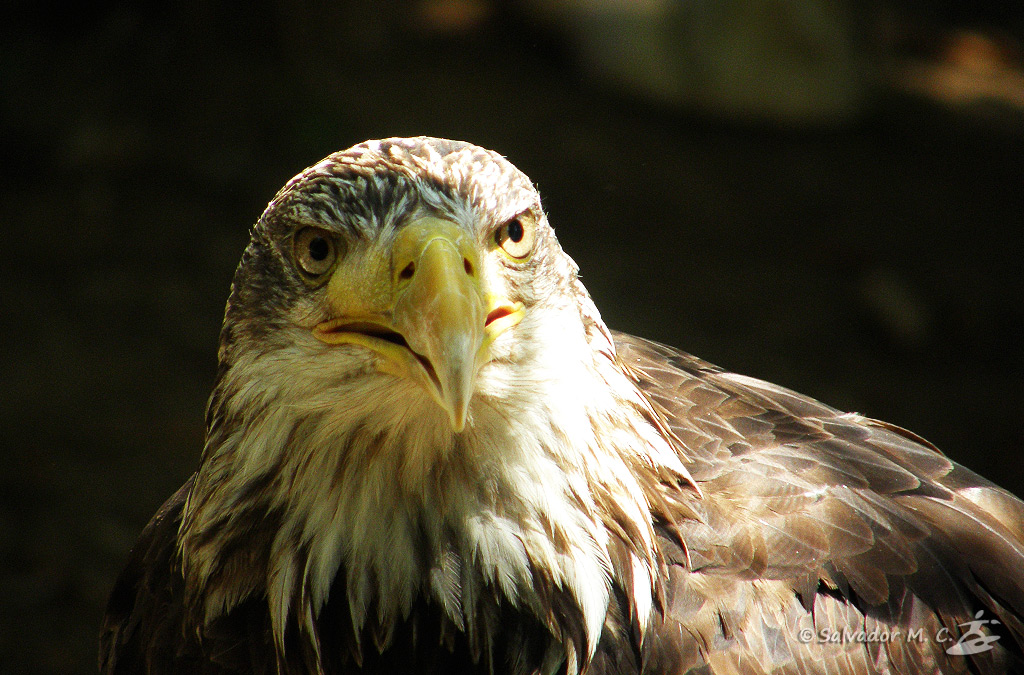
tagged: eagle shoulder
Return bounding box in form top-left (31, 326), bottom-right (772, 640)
top-left (99, 477), bottom-right (282, 675)
top-left (613, 332), bottom-right (1024, 674)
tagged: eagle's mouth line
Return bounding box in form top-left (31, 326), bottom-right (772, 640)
top-left (323, 321), bottom-right (407, 346)
top-left (313, 301), bottom-right (521, 401)
top-left (314, 320), bottom-right (441, 389)
top-left (484, 305), bottom-right (516, 327)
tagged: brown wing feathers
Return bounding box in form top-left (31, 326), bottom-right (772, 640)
top-left (615, 331), bottom-right (1024, 673)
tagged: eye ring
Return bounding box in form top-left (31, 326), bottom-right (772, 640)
top-left (494, 216), bottom-right (535, 260)
top-left (293, 227), bottom-right (338, 277)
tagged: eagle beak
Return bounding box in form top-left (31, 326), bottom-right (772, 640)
top-left (389, 219), bottom-right (484, 431)
top-left (313, 217), bottom-right (522, 432)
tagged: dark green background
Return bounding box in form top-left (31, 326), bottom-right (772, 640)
top-left (2, 3), bottom-right (1021, 673)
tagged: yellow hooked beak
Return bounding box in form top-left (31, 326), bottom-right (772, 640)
top-left (312, 217), bottom-right (523, 432)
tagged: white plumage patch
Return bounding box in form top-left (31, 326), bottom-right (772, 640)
top-left (179, 295), bottom-right (679, 670)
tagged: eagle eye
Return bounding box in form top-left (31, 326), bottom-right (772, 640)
top-left (494, 216), bottom-right (535, 260)
top-left (294, 227), bottom-right (338, 277)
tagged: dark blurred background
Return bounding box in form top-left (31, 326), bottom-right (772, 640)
top-left (2, 1), bottom-right (1022, 672)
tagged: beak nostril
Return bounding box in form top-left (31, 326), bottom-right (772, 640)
top-left (399, 262), bottom-right (415, 280)
top-left (463, 258), bottom-right (474, 277)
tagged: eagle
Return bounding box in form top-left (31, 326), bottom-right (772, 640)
top-left (101, 137), bottom-right (1024, 674)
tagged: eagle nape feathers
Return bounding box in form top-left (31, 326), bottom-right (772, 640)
top-left (100, 137), bottom-right (1024, 674)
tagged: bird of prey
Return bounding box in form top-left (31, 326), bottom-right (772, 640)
top-left (101, 137), bottom-right (1024, 674)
